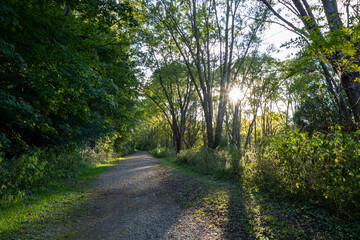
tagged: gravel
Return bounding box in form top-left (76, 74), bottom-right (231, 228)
top-left (69, 152), bottom-right (224, 240)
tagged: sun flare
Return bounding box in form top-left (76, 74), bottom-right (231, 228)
top-left (229, 88), bottom-right (242, 102)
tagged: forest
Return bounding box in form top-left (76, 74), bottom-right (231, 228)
top-left (1, 0), bottom-right (360, 229)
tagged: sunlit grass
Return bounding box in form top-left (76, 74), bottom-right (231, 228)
top-left (0, 162), bottom-right (114, 240)
top-left (159, 157), bottom-right (359, 239)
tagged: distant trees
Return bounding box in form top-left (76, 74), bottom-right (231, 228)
top-left (137, 0), bottom-right (360, 153)
top-left (141, 0), bottom-right (269, 149)
top-left (145, 62), bottom-right (194, 153)
top-left (134, 0), bottom-right (360, 221)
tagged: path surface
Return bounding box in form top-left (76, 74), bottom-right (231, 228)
top-left (69, 152), bottom-right (224, 240)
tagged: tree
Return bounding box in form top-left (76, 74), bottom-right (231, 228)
top-left (142, 0), bottom-right (268, 148)
top-left (0, 0), bottom-right (139, 157)
top-left (293, 83), bottom-right (339, 134)
top-left (226, 54), bottom-right (281, 150)
top-left (144, 61), bottom-right (194, 153)
top-left (259, 0), bottom-right (360, 129)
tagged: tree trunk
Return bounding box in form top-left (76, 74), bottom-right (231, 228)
top-left (254, 118), bottom-right (257, 148)
top-left (341, 71), bottom-right (360, 124)
top-left (231, 101), bottom-right (240, 146)
top-left (238, 108), bottom-right (241, 149)
top-left (202, 120), bottom-right (207, 147)
top-left (244, 117), bottom-right (255, 151)
top-left (214, 100), bottom-right (226, 148)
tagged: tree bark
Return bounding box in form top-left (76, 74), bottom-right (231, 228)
top-left (231, 101), bottom-right (241, 147)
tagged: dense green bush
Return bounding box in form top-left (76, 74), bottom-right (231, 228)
top-left (0, 134), bottom-right (136, 207)
top-left (176, 147), bottom-right (242, 177)
top-left (174, 129), bottom-right (359, 220)
top-left (252, 128), bottom-right (360, 219)
top-left (0, 0), bottom-right (139, 158)
top-left (113, 134), bottom-right (136, 157)
top-left (0, 146), bottom-right (90, 206)
top-left (150, 146), bottom-right (176, 158)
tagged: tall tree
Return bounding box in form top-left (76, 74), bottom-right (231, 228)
top-left (259, 0), bottom-right (360, 128)
top-left (0, 0), bottom-right (139, 156)
top-left (144, 61), bottom-right (194, 153)
top-left (142, 0), bottom-right (268, 148)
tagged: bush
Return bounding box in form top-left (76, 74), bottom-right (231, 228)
top-left (176, 147), bottom-right (242, 177)
top-left (172, 128), bottom-right (360, 220)
top-left (0, 146), bottom-right (91, 207)
top-left (149, 146), bottom-right (176, 158)
top-left (113, 136), bottom-right (135, 157)
top-left (252, 128), bottom-right (360, 220)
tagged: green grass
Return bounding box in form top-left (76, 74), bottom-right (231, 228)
top-left (0, 158), bottom-right (124, 240)
top-left (159, 157), bottom-right (360, 239)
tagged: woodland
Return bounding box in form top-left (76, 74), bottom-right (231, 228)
top-left (1, 0), bottom-right (360, 226)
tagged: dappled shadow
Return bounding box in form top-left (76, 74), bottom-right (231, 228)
top-left (62, 152), bottom-right (223, 239)
top-left (223, 177), bottom-right (358, 239)
top-left (222, 183), bottom-right (254, 240)
top-left (34, 152), bottom-right (357, 240)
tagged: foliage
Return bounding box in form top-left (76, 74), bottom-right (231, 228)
top-left (0, 0), bottom-right (139, 207)
top-left (133, 100), bottom-right (175, 151)
top-left (0, 160), bottom-right (115, 239)
top-left (161, 156), bottom-right (359, 239)
top-left (113, 134), bottom-right (136, 157)
top-left (252, 128), bottom-right (360, 220)
top-left (0, 0), bottom-right (139, 157)
top-left (149, 146), bottom-right (176, 159)
top-left (144, 60), bottom-right (195, 153)
top-left (173, 126), bottom-right (360, 221)
top-left (176, 147), bottom-right (242, 177)
top-left (293, 83), bottom-right (339, 134)
top-left (0, 146), bottom-right (94, 206)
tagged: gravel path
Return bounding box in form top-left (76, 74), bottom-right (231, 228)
top-left (70, 152), bottom-right (224, 240)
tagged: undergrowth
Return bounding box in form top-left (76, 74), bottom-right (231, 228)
top-left (0, 158), bottom-right (122, 240)
top-left (170, 128), bottom-right (360, 222)
top-left (159, 156), bottom-right (360, 239)
top-left (0, 136), bottom-right (133, 208)
top-left (149, 146), bottom-right (176, 159)
top-left (253, 128), bottom-right (360, 220)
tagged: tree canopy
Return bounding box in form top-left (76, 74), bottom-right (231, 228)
top-left (0, 0), bottom-right (140, 157)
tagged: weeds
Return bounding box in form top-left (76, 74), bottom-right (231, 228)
top-left (149, 146), bottom-right (176, 159)
top-left (173, 128), bottom-right (360, 221)
top-left (160, 157), bottom-right (360, 239)
top-left (0, 161), bottom-right (115, 240)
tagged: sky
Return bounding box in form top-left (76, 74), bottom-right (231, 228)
top-left (261, 22), bottom-right (300, 61)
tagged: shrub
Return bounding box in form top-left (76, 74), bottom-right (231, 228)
top-left (176, 147), bottom-right (241, 177)
top-left (173, 128), bottom-right (360, 220)
top-left (113, 136), bottom-right (135, 157)
top-left (0, 146), bottom-right (91, 207)
top-left (252, 128), bottom-right (360, 220)
top-left (149, 146), bottom-right (176, 158)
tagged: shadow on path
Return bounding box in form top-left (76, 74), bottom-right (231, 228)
top-left (59, 152), bottom-right (357, 240)
top-left (65, 152), bottom-right (222, 240)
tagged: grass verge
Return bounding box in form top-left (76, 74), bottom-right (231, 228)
top-left (0, 157), bottom-right (124, 240)
top-left (159, 157), bottom-right (360, 239)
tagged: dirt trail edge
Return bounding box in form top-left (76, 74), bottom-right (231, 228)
top-left (66, 152), bottom-right (224, 240)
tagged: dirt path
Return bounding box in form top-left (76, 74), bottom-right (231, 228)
top-left (67, 152), bottom-right (224, 240)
